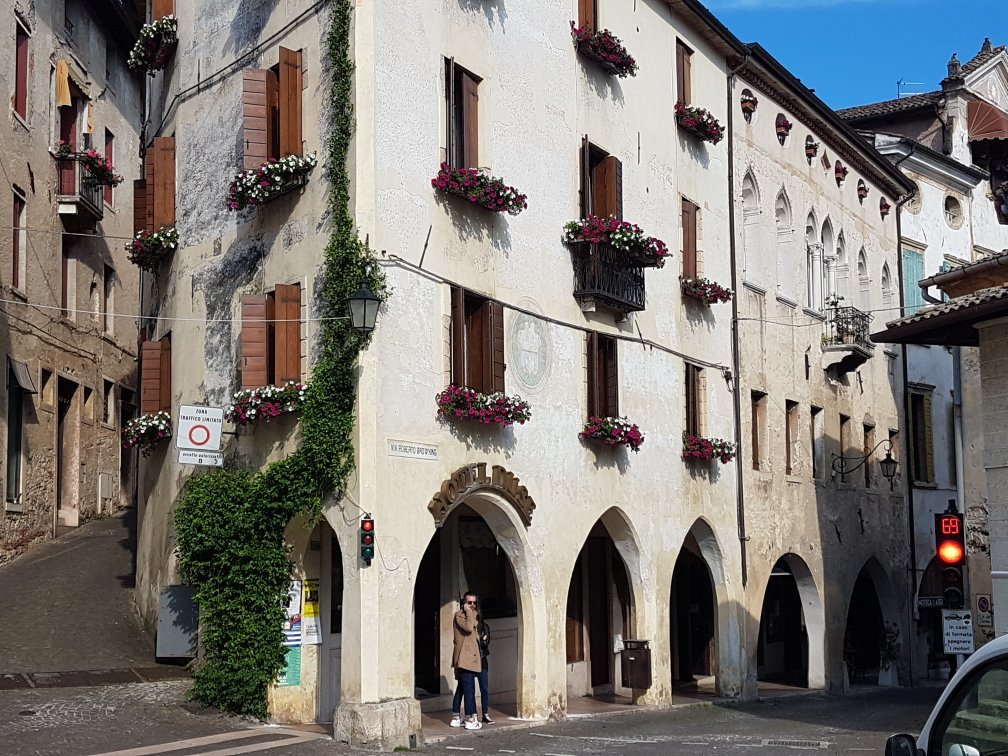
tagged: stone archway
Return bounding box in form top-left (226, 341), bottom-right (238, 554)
top-left (841, 557), bottom-right (901, 684)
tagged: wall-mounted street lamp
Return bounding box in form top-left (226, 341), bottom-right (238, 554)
top-left (348, 281), bottom-right (381, 335)
top-left (831, 438), bottom-right (898, 491)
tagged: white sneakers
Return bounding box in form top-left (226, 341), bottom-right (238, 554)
top-left (449, 716), bottom-right (463, 727)
top-left (464, 718), bottom-right (482, 730)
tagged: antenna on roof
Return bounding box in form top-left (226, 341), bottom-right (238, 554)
top-left (897, 79), bottom-right (926, 98)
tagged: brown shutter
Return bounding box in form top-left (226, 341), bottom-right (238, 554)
top-left (604, 336), bottom-right (618, 417)
top-left (445, 58), bottom-right (456, 168)
top-left (152, 0), bottom-right (175, 19)
top-left (241, 295), bottom-right (270, 389)
top-left (490, 301), bottom-right (505, 393)
top-left (467, 299), bottom-right (485, 392)
top-left (580, 135), bottom-right (591, 218)
top-left (462, 71), bottom-right (479, 168)
top-left (450, 286), bottom-right (465, 387)
top-left (578, 0), bottom-right (596, 33)
top-left (140, 340), bottom-right (162, 414)
top-left (14, 27), bottom-right (28, 120)
top-left (242, 69), bottom-right (269, 170)
top-left (613, 157), bottom-right (623, 220)
top-left (274, 283), bottom-right (301, 383)
top-left (279, 47), bottom-right (303, 158)
top-left (685, 363), bottom-right (698, 436)
top-left (676, 41), bottom-right (692, 105)
top-left (478, 299), bottom-right (496, 394)
top-left (133, 179), bottom-right (148, 234)
top-left (682, 199), bottom-right (697, 280)
top-left (144, 161), bottom-right (155, 232)
top-left (593, 155), bottom-right (622, 220)
top-left (266, 69), bottom-right (279, 161)
top-left (150, 137), bottom-right (175, 229)
top-left (159, 335), bottom-right (172, 411)
top-left (923, 393), bottom-right (935, 484)
top-left (586, 331), bottom-right (599, 418)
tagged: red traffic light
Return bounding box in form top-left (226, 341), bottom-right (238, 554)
top-left (938, 540), bottom-right (964, 565)
top-left (361, 518), bottom-right (374, 532)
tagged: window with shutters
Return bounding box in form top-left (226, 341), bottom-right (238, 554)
top-left (577, 0), bottom-right (597, 32)
top-left (676, 39), bottom-right (692, 106)
top-left (6, 362), bottom-right (25, 506)
top-left (242, 48), bottom-right (303, 170)
top-left (14, 20), bottom-right (29, 121)
top-left (134, 136), bottom-right (176, 233)
top-left (580, 137), bottom-right (621, 219)
top-left (450, 286), bottom-right (505, 395)
top-left (586, 332), bottom-right (618, 419)
top-left (12, 187), bottom-right (26, 291)
top-left (684, 363), bottom-right (704, 437)
top-left (751, 391), bottom-right (766, 471)
top-left (909, 389), bottom-right (935, 485)
top-left (240, 283), bottom-right (302, 389)
top-left (681, 198), bottom-right (699, 280)
top-left (140, 335), bottom-right (172, 414)
top-left (444, 59), bottom-right (480, 170)
top-left (902, 247), bottom-right (925, 316)
top-left (60, 235), bottom-right (75, 319)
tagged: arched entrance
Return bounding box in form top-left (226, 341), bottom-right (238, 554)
top-left (670, 533), bottom-right (717, 695)
top-left (757, 555), bottom-right (825, 689)
top-left (564, 509), bottom-right (642, 700)
top-left (843, 568), bottom-right (885, 684)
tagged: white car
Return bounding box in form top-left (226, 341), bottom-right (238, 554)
top-left (886, 633), bottom-right (1008, 756)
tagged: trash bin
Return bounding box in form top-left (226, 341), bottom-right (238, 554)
top-left (620, 639), bottom-right (652, 690)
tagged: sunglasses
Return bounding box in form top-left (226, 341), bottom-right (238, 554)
top-left (465, 600), bottom-right (477, 605)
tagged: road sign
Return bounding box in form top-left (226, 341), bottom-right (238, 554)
top-left (977, 594), bottom-right (993, 627)
top-left (176, 405), bottom-right (224, 451)
top-left (178, 449), bottom-right (224, 467)
top-left (942, 610), bottom-right (975, 655)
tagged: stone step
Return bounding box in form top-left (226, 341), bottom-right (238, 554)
top-left (951, 709), bottom-right (1008, 738)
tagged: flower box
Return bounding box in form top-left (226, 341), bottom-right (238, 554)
top-left (226, 381), bottom-right (308, 426)
top-left (675, 102), bottom-right (724, 145)
top-left (580, 416), bottom-right (644, 452)
top-left (680, 277), bottom-right (733, 305)
top-left (835, 164), bottom-right (849, 185)
top-left (775, 119), bottom-right (793, 135)
top-left (740, 97), bottom-right (758, 113)
top-left (436, 385), bottom-right (531, 427)
top-left (127, 226), bottom-right (178, 271)
top-left (432, 164), bottom-right (527, 215)
top-left (128, 15), bottom-right (178, 75)
top-left (226, 153), bottom-right (317, 211)
top-left (857, 182), bottom-right (869, 203)
top-left (805, 140), bottom-right (819, 164)
top-left (122, 411), bottom-right (172, 456)
top-left (563, 215), bottom-right (669, 268)
top-left (570, 22), bottom-right (637, 78)
top-left (682, 433), bottom-right (737, 464)
top-left (880, 197), bottom-right (891, 219)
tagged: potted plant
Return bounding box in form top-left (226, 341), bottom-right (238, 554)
top-left (580, 416), bottom-right (645, 452)
top-left (740, 93), bottom-right (758, 115)
top-left (835, 163), bottom-right (849, 186)
top-left (680, 276), bottom-right (733, 305)
top-left (226, 381), bottom-right (309, 427)
top-left (682, 433), bottom-right (737, 463)
top-left (880, 197), bottom-right (892, 219)
top-left (436, 384), bottom-right (532, 427)
top-left (127, 15), bottom-right (178, 75)
top-left (675, 102), bottom-right (724, 145)
top-left (775, 117), bottom-right (793, 136)
top-left (122, 411), bottom-right (172, 456)
top-left (878, 622), bottom-right (900, 687)
top-left (805, 139), bottom-right (819, 164)
top-left (570, 22), bottom-right (638, 78)
top-left (563, 215), bottom-right (669, 268)
top-left (857, 181), bottom-right (869, 203)
top-left (54, 140), bottom-right (75, 158)
top-left (226, 153), bottom-right (318, 210)
top-left (431, 163), bottom-right (527, 215)
top-left (127, 226), bottom-right (178, 271)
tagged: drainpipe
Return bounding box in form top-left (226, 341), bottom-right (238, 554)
top-left (726, 51), bottom-right (750, 589)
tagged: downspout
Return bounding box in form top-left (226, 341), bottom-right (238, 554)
top-left (727, 51), bottom-right (750, 588)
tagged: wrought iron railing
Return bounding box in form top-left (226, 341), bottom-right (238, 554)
top-left (824, 306), bottom-right (872, 349)
top-left (571, 243), bottom-right (646, 313)
top-left (57, 157), bottom-right (103, 221)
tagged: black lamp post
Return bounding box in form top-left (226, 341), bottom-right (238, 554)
top-left (832, 438), bottom-right (899, 491)
top-left (348, 281), bottom-right (380, 335)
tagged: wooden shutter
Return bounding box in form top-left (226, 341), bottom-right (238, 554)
top-left (586, 332), bottom-right (599, 419)
top-left (140, 340), bottom-right (162, 414)
top-left (682, 199), bottom-right (697, 280)
top-left (578, 0), bottom-right (596, 33)
top-left (150, 137), bottom-right (175, 229)
top-left (445, 58), bottom-right (456, 169)
top-left (593, 155), bottom-right (622, 220)
top-left (580, 135), bottom-right (591, 218)
top-left (104, 131), bottom-right (114, 206)
top-left (159, 335), bottom-right (172, 412)
top-left (603, 336), bottom-right (618, 417)
top-left (685, 364), bottom-right (699, 437)
top-left (462, 71), bottom-right (479, 169)
top-left (152, 0), bottom-right (175, 19)
top-left (267, 69), bottom-right (279, 161)
top-left (274, 283), bottom-right (301, 383)
top-left (133, 179), bottom-right (148, 233)
top-left (242, 69), bottom-right (269, 169)
top-left (450, 286), bottom-right (465, 386)
top-left (467, 297), bottom-right (486, 392)
top-left (241, 295), bottom-right (271, 389)
top-left (279, 47), bottom-right (303, 158)
top-left (489, 301), bottom-right (505, 393)
top-left (923, 393), bottom-right (935, 484)
top-left (676, 40), bottom-right (692, 105)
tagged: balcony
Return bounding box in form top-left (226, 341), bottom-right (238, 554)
top-left (57, 158), bottom-right (103, 224)
top-left (571, 243), bottom-right (646, 315)
top-left (822, 305), bottom-right (874, 375)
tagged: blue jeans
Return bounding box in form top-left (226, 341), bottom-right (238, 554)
top-left (452, 669), bottom-right (478, 717)
top-left (476, 666), bottom-right (489, 714)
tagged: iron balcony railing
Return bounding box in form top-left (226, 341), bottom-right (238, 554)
top-left (57, 157), bottom-right (104, 222)
top-left (825, 305), bottom-right (872, 349)
top-left (571, 242), bottom-right (646, 313)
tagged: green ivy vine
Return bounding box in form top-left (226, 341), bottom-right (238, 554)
top-left (173, 0), bottom-right (384, 717)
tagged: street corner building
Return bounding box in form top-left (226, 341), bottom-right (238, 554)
top-left (125, 0), bottom-right (1004, 750)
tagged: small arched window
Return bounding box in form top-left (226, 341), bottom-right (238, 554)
top-left (742, 171), bottom-right (761, 285)
top-left (857, 249), bottom-right (870, 311)
top-left (881, 263), bottom-right (893, 310)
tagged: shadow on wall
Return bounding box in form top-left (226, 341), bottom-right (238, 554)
top-left (437, 417), bottom-right (520, 458)
top-left (230, 0), bottom-right (282, 57)
top-left (456, 0), bottom-right (507, 28)
top-left (436, 192), bottom-right (514, 255)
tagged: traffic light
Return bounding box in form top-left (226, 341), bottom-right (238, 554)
top-left (935, 512), bottom-right (965, 609)
top-left (360, 516), bottom-right (374, 565)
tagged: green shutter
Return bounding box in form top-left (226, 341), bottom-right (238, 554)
top-left (902, 249), bottom-right (924, 315)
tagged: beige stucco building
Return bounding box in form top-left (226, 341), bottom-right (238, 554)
top-left (0, 0), bottom-right (143, 562)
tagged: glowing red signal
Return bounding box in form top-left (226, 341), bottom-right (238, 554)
top-left (938, 540), bottom-right (964, 565)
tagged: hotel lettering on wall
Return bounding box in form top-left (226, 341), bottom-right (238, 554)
top-left (428, 462), bottom-right (536, 527)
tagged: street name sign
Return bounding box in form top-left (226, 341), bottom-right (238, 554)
top-left (176, 405), bottom-right (225, 451)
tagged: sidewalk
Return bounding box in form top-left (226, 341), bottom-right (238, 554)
top-left (0, 509), bottom-right (183, 681)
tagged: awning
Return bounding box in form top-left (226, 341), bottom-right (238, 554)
top-left (968, 100), bottom-right (1008, 142)
top-left (7, 357), bottom-right (37, 394)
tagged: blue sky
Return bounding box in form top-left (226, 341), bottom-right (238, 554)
top-left (703, 0), bottom-right (1008, 109)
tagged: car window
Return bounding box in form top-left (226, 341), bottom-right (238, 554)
top-left (931, 659), bottom-right (1008, 756)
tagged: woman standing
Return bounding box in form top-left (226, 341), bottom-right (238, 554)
top-left (449, 591), bottom-right (482, 730)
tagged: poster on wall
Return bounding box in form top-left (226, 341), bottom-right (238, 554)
top-left (278, 646), bottom-right (302, 687)
top-left (283, 580), bottom-right (303, 648)
top-left (302, 579), bottom-right (321, 645)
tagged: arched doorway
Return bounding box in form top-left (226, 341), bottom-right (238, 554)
top-left (565, 511), bottom-right (641, 700)
top-left (670, 533), bottom-right (717, 695)
top-left (843, 568), bottom-right (885, 684)
top-left (757, 555), bottom-right (825, 689)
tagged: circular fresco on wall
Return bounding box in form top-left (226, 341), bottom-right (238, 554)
top-left (508, 300), bottom-right (551, 394)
